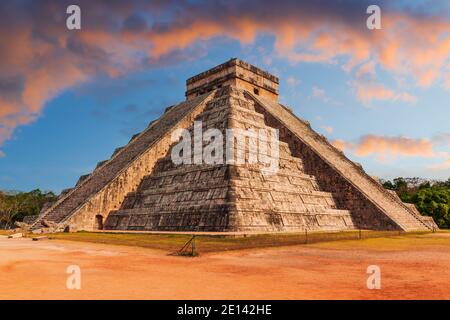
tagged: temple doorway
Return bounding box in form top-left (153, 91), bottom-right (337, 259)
top-left (95, 215), bottom-right (104, 230)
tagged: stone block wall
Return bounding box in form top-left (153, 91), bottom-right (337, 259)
top-left (105, 86), bottom-right (354, 232)
top-left (186, 58), bottom-right (278, 102)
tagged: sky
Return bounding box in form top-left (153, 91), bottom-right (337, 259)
top-left (0, 0), bottom-right (449, 193)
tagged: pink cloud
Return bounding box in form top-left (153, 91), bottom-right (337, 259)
top-left (354, 82), bottom-right (417, 104)
top-left (332, 135), bottom-right (437, 162)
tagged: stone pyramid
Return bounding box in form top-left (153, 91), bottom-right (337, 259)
top-left (30, 58), bottom-right (434, 233)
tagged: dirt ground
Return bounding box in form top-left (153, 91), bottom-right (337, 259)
top-left (1, 233), bottom-right (450, 300)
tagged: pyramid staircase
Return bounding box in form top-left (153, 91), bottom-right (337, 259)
top-left (250, 93), bottom-right (430, 231)
top-left (105, 87), bottom-right (354, 231)
top-left (30, 92), bottom-right (215, 231)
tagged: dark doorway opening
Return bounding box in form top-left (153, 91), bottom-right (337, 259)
top-left (95, 215), bottom-right (104, 230)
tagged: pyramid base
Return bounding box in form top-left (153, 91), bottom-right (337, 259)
top-left (104, 208), bottom-right (355, 233)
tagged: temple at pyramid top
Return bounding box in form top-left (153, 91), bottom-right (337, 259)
top-left (186, 58), bottom-right (279, 101)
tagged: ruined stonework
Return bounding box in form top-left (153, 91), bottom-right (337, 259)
top-left (31, 58), bottom-right (434, 233)
top-left (186, 58), bottom-right (279, 101)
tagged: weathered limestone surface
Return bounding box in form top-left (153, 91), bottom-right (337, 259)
top-left (22, 215), bottom-right (38, 225)
top-left (250, 93), bottom-right (430, 231)
top-left (186, 58), bottom-right (279, 101)
top-left (30, 92), bottom-right (215, 231)
top-left (105, 87), bottom-right (354, 231)
top-left (403, 203), bottom-right (439, 230)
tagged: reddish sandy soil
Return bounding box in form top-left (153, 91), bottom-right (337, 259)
top-left (1, 234), bottom-right (449, 300)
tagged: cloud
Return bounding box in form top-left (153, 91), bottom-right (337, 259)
top-left (332, 139), bottom-right (352, 152)
top-left (354, 82), bottom-right (417, 104)
top-left (0, 150), bottom-right (4, 158)
top-left (354, 136), bottom-right (434, 158)
top-left (311, 86), bottom-right (341, 105)
top-left (430, 158), bottom-right (450, 170)
top-left (276, 12), bottom-right (450, 88)
top-left (0, 0), bottom-right (448, 153)
top-left (355, 61), bottom-right (376, 81)
top-left (352, 60), bottom-right (417, 104)
top-left (312, 86), bottom-right (326, 99)
top-left (287, 76), bottom-right (300, 87)
top-left (320, 126), bottom-right (334, 134)
top-left (432, 133), bottom-right (450, 146)
top-left (312, 86), bottom-right (331, 103)
top-left (332, 135), bottom-right (436, 161)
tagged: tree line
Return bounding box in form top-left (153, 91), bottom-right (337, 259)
top-left (382, 177), bottom-right (450, 228)
top-left (0, 190), bottom-right (57, 229)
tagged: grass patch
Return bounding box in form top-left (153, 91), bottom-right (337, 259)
top-left (310, 232), bottom-right (450, 251)
top-left (34, 229), bottom-right (449, 253)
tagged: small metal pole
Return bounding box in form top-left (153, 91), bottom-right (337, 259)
top-left (191, 235), bottom-right (196, 256)
top-left (359, 229), bottom-right (362, 240)
top-left (305, 229), bottom-right (308, 244)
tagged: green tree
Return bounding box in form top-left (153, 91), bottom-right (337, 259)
top-left (0, 194), bottom-right (20, 229)
top-left (0, 189), bottom-right (57, 229)
top-left (393, 177), bottom-right (408, 195)
top-left (382, 180), bottom-right (395, 190)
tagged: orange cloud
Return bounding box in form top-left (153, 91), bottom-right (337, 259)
top-left (0, 127), bottom-right (13, 147)
top-left (320, 126), bottom-right (334, 134)
top-left (354, 82), bottom-right (417, 104)
top-left (355, 136), bottom-right (434, 158)
top-left (333, 135), bottom-right (436, 161)
top-left (430, 158), bottom-right (450, 170)
top-left (352, 60), bottom-right (417, 104)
